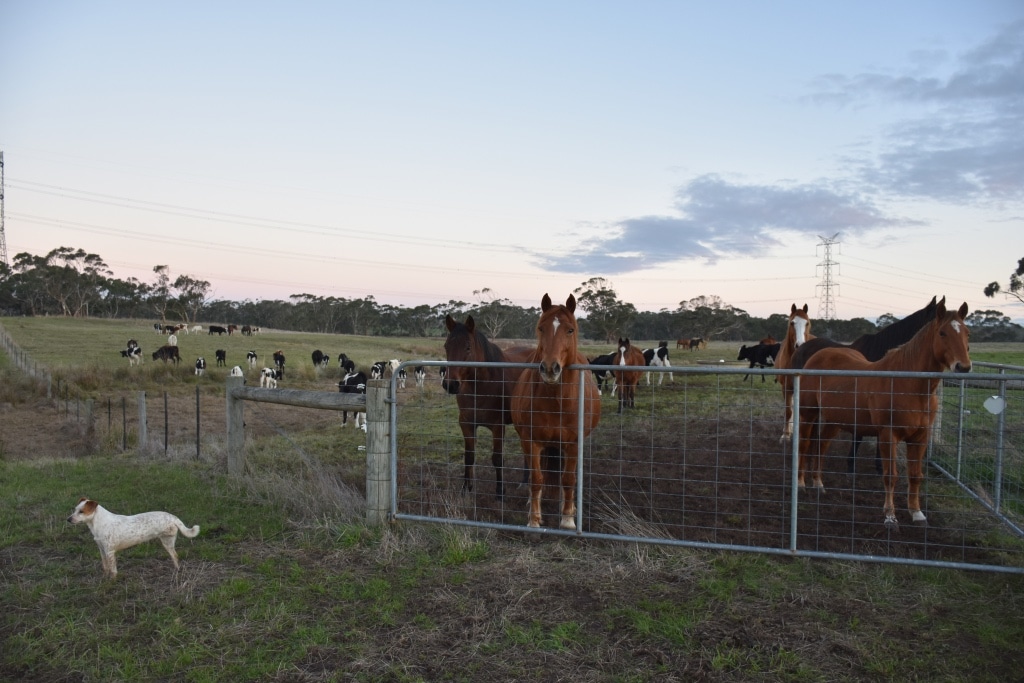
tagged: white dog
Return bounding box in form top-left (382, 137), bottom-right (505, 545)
top-left (67, 497), bottom-right (200, 578)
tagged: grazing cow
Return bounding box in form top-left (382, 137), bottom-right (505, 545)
top-left (414, 366), bottom-right (427, 389)
top-left (676, 338), bottom-right (689, 349)
top-left (120, 346), bottom-right (143, 366)
top-left (737, 342), bottom-right (781, 382)
top-left (208, 325), bottom-right (227, 336)
top-left (152, 345), bottom-right (181, 364)
top-left (642, 344), bottom-right (673, 385)
top-left (338, 371), bottom-right (368, 430)
top-left (167, 334), bottom-right (178, 346)
top-left (215, 349), bottom-right (227, 367)
top-left (162, 325), bottom-right (177, 334)
top-left (191, 325), bottom-right (203, 334)
top-left (588, 353), bottom-right (617, 396)
top-left (338, 353), bottom-right (355, 374)
top-left (370, 361), bottom-right (387, 380)
top-left (241, 325), bottom-right (253, 336)
top-left (229, 365), bottom-right (244, 378)
top-left (272, 351), bottom-right (285, 376)
top-left (260, 367), bottom-right (282, 389)
top-left (246, 350), bottom-right (258, 369)
top-left (194, 357), bottom-right (206, 376)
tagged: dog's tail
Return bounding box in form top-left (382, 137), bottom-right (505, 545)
top-left (177, 521), bottom-right (200, 538)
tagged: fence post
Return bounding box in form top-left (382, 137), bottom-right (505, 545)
top-left (226, 376), bottom-right (245, 476)
top-left (365, 379), bottom-right (391, 526)
top-left (137, 391), bottom-right (147, 453)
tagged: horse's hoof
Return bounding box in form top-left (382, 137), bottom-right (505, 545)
top-left (884, 514), bottom-right (899, 528)
top-left (527, 520), bottom-right (540, 528)
top-left (559, 517), bottom-right (576, 531)
top-left (911, 511), bottom-right (927, 523)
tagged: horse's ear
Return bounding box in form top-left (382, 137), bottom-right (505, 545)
top-left (936, 297), bottom-right (947, 319)
top-left (566, 294), bottom-right (576, 313)
top-left (801, 303), bottom-right (809, 313)
top-left (444, 314), bottom-right (456, 332)
top-left (465, 316), bottom-right (475, 333)
top-left (541, 293), bottom-right (552, 311)
top-left (790, 304), bottom-right (797, 314)
top-left (958, 302), bottom-right (969, 319)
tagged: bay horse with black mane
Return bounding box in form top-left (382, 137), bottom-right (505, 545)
top-left (797, 299), bottom-right (971, 527)
top-left (511, 294), bottom-right (601, 529)
top-left (612, 338), bottom-right (645, 413)
top-left (775, 303), bottom-right (814, 442)
top-left (443, 314), bottom-right (533, 498)
top-left (789, 295), bottom-right (940, 473)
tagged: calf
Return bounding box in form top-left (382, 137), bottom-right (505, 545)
top-left (272, 351), bottom-right (285, 377)
top-left (120, 346), bottom-right (143, 367)
top-left (215, 349), bottom-right (227, 367)
top-left (370, 361), bottom-right (387, 380)
top-left (167, 334), bottom-right (178, 347)
top-left (737, 342), bottom-right (781, 382)
top-left (153, 323), bottom-right (163, 334)
top-left (126, 339), bottom-right (139, 351)
top-left (338, 353), bottom-right (355, 374)
top-left (312, 349), bottom-right (328, 369)
top-left (191, 325), bottom-right (203, 334)
top-left (208, 325), bottom-right (227, 336)
top-left (338, 371), bottom-right (368, 431)
top-left (194, 357), bottom-right (206, 376)
top-left (396, 368), bottom-right (407, 389)
top-left (260, 367), bottom-right (282, 388)
top-left (246, 350), bottom-right (258, 369)
top-left (241, 325), bottom-right (253, 336)
top-left (152, 345), bottom-right (181, 364)
top-left (588, 353), bottom-right (617, 396)
top-left (642, 344), bottom-right (673, 385)
top-left (414, 366), bottom-right (427, 389)
top-left (162, 324), bottom-right (177, 335)
top-left (229, 365), bottom-right (245, 378)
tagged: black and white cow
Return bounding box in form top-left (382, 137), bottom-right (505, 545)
top-left (641, 343), bottom-right (673, 385)
top-left (370, 361), bottom-right (387, 380)
top-left (273, 351), bottom-right (286, 376)
top-left (737, 342), bottom-right (781, 383)
top-left (246, 350), bottom-right (258, 369)
top-left (120, 345), bottom-right (143, 366)
top-left (260, 367), bottom-right (282, 388)
top-left (126, 339), bottom-right (139, 351)
top-left (311, 349), bottom-right (330, 369)
top-left (229, 365), bottom-right (245, 379)
top-left (338, 371), bottom-right (368, 431)
top-left (396, 368), bottom-right (407, 389)
top-left (215, 349), bottom-right (227, 367)
top-left (588, 353), bottom-right (617, 396)
top-left (338, 353), bottom-right (355, 374)
top-left (195, 357), bottom-right (206, 376)
top-left (414, 366), bottom-right (427, 389)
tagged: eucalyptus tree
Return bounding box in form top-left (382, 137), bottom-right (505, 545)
top-left (573, 277), bottom-right (637, 342)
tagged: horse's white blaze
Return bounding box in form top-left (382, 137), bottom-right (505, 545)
top-left (618, 347), bottom-right (626, 365)
top-left (950, 320), bottom-right (961, 333)
top-left (792, 317), bottom-right (810, 346)
top-left (552, 317), bottom-right (560, 332)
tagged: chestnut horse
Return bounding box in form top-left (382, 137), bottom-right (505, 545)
top-left (443, 314), bottom-right (533, 498)
top-left (611, 338), bottom-right (645, 413)
top-left (797, 300), bottom-right (971, 526)
top-left (511, 294), bottom-right (601, 529)
top-left (775, 303), bottom-right (814, 442)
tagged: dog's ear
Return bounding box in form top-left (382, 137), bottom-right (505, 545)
top-left (81, 500), bottom-right (98, 514)
top-left (77, 496), bottom-right (88, 503)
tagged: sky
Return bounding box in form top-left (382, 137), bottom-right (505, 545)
top-left (1, 1), bottom-right (1023, 324)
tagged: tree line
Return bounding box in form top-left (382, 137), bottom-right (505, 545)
top-left (2, 247), bottom-right (1022, 343)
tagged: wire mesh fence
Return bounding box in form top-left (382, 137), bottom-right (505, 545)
top-left (393, 361), bottom-right (1024, 574)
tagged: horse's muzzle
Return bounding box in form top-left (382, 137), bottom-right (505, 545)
top-left (952, 362), bottom-right (972, 374)
top-left (442, 379), bottom-right (460, 394)
top-left (539, 362), bottom-right (562, 384)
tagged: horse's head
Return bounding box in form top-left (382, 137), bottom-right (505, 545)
top-left (535, 293), bottom-right (579, 384)
top-left (443, 314), bottom-right (478, 394)
top-left (788, 303), bottom-right (811, 347)
top-left (933, 300), bottom-right (972, 373)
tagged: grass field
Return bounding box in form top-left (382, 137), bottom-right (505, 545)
top-left (2, 317), bottom-right (1024, 682)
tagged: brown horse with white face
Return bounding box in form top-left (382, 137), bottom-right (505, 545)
top-left (798, 299), bottom-right (971, 526)
top-left (511, 294), bottom-right (601, 530)
top-left (775, 303), bottom-right (814, 442)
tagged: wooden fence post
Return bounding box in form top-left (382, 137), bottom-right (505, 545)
top-left (365, 379), bottom-right (391, 526)
top-left (137, 391), bottom-right (147, 452)
top-left (226, 376), bottom-right (245, 476)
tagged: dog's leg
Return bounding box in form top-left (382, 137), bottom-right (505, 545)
top-left (101, 550), bottom-right (118, 578)
top-left (159, 534), bottom-right (181, 569)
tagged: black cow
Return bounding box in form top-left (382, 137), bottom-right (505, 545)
top-left (737, 342), bottom-right (781, 382)
top-left (194, 357), bottom-right (206, 376)
top-left (208, 325), bottom-right (227, 335)
top-left (215, 349), bottom-right (227, 366)
top-left (588, 353), bottom-right (617, 395)
top-left (152, 344), bottom-right (181, 364)
top-left (338, 370), bottom-right (368, 430)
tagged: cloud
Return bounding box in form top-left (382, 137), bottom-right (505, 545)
top-left (536, 175), bottom-right (913, 274)
top-left (812, 20), bottom-right (1024, 204)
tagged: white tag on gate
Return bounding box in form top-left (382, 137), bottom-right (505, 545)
top-left (983, 396), bottom-right (1006, 415)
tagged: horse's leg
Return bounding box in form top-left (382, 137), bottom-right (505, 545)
top-left (906, 438), bottom-right (927, 523)
top-left (846, 435), bottom-right (861, 474)
top-left (525, 443), bottom-right (544, 528)
top-left (873, 437), bottom-right (883, 475)
top-left (779, 380), bottom-right (793, 442)
top-left (796, 415), bottom-right (816, 489)
top-left (879, 432), bottom-right (899, 526)
top-left (491, 425), bottom-right (504, 499)
top-left (460, 423), bottom-right (476, 494)
top-left (812, 425), bottom-right (838, 492)
top-left (559, 447), bottom-right (578, 530)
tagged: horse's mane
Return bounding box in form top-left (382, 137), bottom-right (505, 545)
top-left (850, 295), bottom-right (938, 362)
top-left (472, 328), bottom-right (509, 363)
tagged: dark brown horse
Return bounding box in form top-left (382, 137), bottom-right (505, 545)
top-left (443, 314), bottom-right (533, 498)
top-left (789, 295), bottom-right (940, 473)
top-left (511, 294), bottom-right (601, 529)
top-left (797, 300), bottom-right (971, 526)
top-left (611, 337), bottom-right (645, 413)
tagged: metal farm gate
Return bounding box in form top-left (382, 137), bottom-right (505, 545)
top-left (389, 360), bottom-right (1024, 574)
